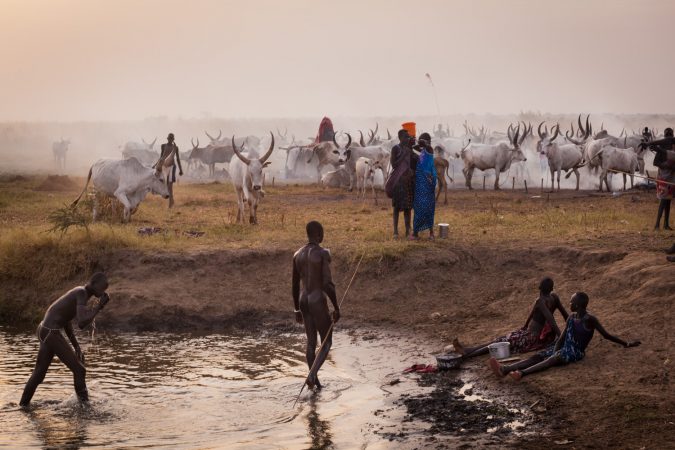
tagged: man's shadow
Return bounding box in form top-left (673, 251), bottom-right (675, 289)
top-left (304, 395), bottom-right (333, 450)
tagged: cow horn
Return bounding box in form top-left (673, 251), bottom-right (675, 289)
top-left (586, 115), bottom-right (591, 138)
top-left (577, 114), bottom-right (585, 135)
top-left (345, 133), bottom-right (353, 149)
top-left (569, 122), bottom-right (575, 137)
top-left (519, 122), bottom-right (528, 145)
top-left (359, 130), bottom-right (365, 147)
top-left (512, 123), bottom-right (521, 147)
top-left (373, 122), bottom-right (379, 137)
top-left (565, 130), bottom-right (583, 145)
top-left (550, 124), bottom-right (560, 142)
top-left (601, 122), bottom-right (604, 131)
top-left (150, 137), bottom-right (157, 148)
top-left (537, 121), bottom-right (545, 139)
top-left (216, 129), bottom-right (222, 141)
top-left (191, 137), bottom-right (199, 148)
top-left (259, 131), bottom-right (275, 164)
top-left (507, 124), bottom-right (513, 142)
top-left (231, 135), bottom-right (251, 165)
top-left (387, 129), bottom-right (391, 140)
top-left (367, 129), bottom-right (375, 145)
top-left (332, 131), bottom-right (341, 149)
top-left (205, 131), bottom-right (216, 141)
top-left (276, 127), bottom-right (282, 138)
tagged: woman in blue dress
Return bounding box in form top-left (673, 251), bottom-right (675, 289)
top-left (411, 132), bottom-right (437, 240)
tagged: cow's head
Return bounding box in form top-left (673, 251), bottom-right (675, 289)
top-left (332, 132), bottom-right (353, 164)
top-left (232, 132), bottom-right (275, 191)
top-left (506, 123), bottom-right (527, 162)
top-left (566, 114), bottom-right (592, 146)
top-left (149, 164), bottom-right (171, 199)
top-left (205, 129), bottom-right (223, 145)
top-left (537, 122), bottom-right (560, 156)
top-left (142, 137), bottom-right (157, 150)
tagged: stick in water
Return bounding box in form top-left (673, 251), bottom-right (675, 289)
top-left (292, 252), bottom-right (365, 408)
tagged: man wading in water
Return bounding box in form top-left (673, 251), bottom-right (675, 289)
top-left (292, 221), bottom-right (340, 390)
top-left (20, 273), bottom-right (110, 407)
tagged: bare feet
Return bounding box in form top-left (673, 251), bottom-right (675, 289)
top-left (509, 371), bottom-right (523, 382)
top-left (452, 338), bottom-right (466, 356)
top-left (487, 357), bottom-right (504, 377)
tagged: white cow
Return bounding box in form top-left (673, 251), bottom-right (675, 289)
top-left (229, 132), bottom-right (275, 225)
top-left (122, 138), bottom-right (159, 166)
top-left (460, 124), bottom-right (528, 190)
top-left (343, 145), bottom-right (390, 191)
top-left (538, 124), bottom-right (585, 191)
top-left (52, 138), bottom-right (70, 170)
top-left (71, 157), bottom-right (170, 222)
top-left (596, 145), bottom-right (641, 192)
top-left (320, 167), bottom-right (350, 188)
top-left (307, 133), bottom-right (352, 184)
top-left (355, 157), bottom-right (382, 204)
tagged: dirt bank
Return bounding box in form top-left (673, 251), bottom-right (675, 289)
top-left (3, 243), bottom-right (671, 447)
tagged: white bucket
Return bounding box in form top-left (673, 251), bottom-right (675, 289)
top-left (438, 223), bottom-right (449, 239)
top-left (488, 342), bottom-right (510, 360)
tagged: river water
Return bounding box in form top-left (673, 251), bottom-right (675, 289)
top-left (0, 326), bottom-right (430, 449)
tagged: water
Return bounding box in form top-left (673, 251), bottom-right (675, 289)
top-left (0, 326), bottom-right (429, 449)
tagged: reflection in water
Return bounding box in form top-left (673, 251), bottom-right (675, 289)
top-left (305, 396), bottom-right (333, 450)
top-left (0, 326), bottom-right (422, 448)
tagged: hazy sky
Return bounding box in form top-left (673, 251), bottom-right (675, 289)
top-left (1, 0), bottom-right (674, 121)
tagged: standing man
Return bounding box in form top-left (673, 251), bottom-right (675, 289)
top-left (154, 133), bottom-right (183, 208)
top-left (20, 273), bottom-right (111, 407)
top-left (386, 129), bottom-right (418, 238)
top-left (292, 221), bottom-right (340, 390)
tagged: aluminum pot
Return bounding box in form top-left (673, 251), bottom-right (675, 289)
top-left (488, 342), bottom-right (510, 360)
top-left (438, 223), bottom-right (449, 239)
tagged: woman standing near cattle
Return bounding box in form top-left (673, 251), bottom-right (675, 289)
top-left (411, 132), bottom-right (437, 240)
top-left (387, 126), bottom-right (418, 239)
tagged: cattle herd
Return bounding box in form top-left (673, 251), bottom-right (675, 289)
top-left (52, 115), bottom-right (660, 224)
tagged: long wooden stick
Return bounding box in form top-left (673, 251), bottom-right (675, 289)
top-left (606, 168), bottom-right (675, 187)
top-left (292, 252), bottom-right (365, 408)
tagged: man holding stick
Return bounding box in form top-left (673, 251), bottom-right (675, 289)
top-left (292, 221), bottom-right (340, 390)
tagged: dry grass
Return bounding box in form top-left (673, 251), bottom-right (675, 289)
top-left (0, 174), bottom-right (672, 323)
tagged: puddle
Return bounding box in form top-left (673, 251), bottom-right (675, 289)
top-left (0, 325), bottom-right (539, 448)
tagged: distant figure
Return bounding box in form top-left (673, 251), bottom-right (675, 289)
top-left (488, 292), bottom-right (640, 381)
top-left (433, 123), bottom-right (447, 139)
top-left (292, 221), bottom-right (340, 390)
top-left (316, 117), bottom-right (335, 143)
top-left (386, 129), bottom-right (418, 238)
top-left (154, 133), bottom-right (183, 208)
top-left (412, 132), bottom-right (437, 240)
top-left (52, 138), bottom-right (70, 171)
top-left (20, 273), bottom-right (110, 407)
top-left (642, 127), bottom-right (675, 230)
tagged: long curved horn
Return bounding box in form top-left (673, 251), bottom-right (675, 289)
top-left (367, 129), bottom-right (375, 145)
top-left (344, 133), bottom-right (353, 149)
top-left (205, 131), bottom-right (216, 141)
top-left (507, 124), bottom-right (514, 142)
top-left (600, 122), bottom-right (604, 131)
top-left (538, 121), bottom-right (545, 139)
top-left (191, 137), bottom-right (199, 148)
top-left (569, 122), bottom-right (575, 137)
top-left (512, 123), bottom-right (521, 147)
top-left (276, 127), bottom-right (283, 138)
top-left (566, 130), bottom-right (584, 145)
top-left (586, 115), bottom-right (592, 138)
top-left (519, 122), bottom-right (528, 145)
top-left (259, 131), bottom-right (275, 163)
top-left (150, 137), bottom-right (157, 149)
top-left (216, 129), bottom-right (222, 141)
top-left (373, 122), bottom-right (379, 137)
top-left (577, 114), bottom-right (585, 135)
top-left (549, 124), bottom-right (560, 142)
top-left (231, 135), bottom-right (251, 165)
top-left (387, 129), bottom-right (391, 140)
top-left (332, 131), bottom-right (341, 149)
top-left (359, 130), bottom-right (365, 147)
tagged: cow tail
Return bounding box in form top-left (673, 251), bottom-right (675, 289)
top-left (71, 166), bottom-right (93, 208)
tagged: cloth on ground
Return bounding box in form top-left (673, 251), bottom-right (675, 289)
top-left (403, 364), bottom-right (437, 374)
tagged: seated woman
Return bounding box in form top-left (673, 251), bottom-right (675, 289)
top-left (453, 277), bottom-right (568, 359)
top-left (488, 292), bottom-right (640, 381)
